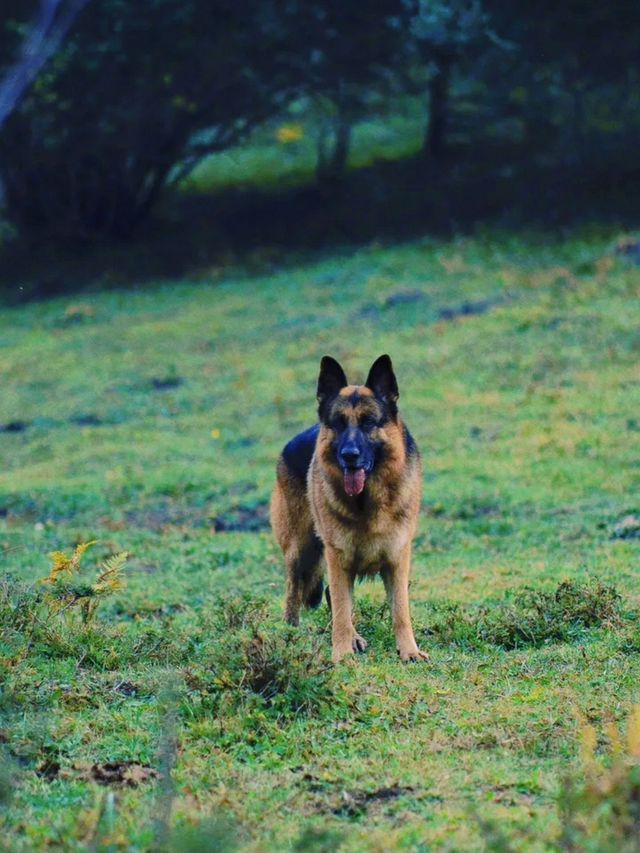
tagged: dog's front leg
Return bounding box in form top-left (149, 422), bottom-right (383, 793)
top-left (385, 546), bottom-right (428, 662)
top-left (325, 545), bottom-right (357, 663)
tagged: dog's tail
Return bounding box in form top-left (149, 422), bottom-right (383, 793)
top-left (305, 578), bottom-right (324, 609)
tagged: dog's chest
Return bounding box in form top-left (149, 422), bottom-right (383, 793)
top-left (341, 523), bottom-right (407, 576)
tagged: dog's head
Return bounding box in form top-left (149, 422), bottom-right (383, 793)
top-left (316, 354), bottom-right (400, 497)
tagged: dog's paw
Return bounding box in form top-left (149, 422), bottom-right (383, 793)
top-left (332, 649), bottom-right (357, 665)
top-left (353, 633), bottom-right (367, 654)
top-left (398, 647), bottom-right (429, 663)
top-left (332, 631), bottom-right (367, 662)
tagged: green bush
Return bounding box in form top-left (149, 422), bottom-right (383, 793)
top-left (424, 580), bottom-right (623, 650)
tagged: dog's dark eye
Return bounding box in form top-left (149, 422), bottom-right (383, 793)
top-left (331, 414), bottom-right (347, 432)
top-left (360, 416), bottom-right (378, 432)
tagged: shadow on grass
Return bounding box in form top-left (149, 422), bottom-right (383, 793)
top-left (2, 141), bottom-right (640, 302)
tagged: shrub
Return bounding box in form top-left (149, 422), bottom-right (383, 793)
top-left (423, 580), bottom-right (623, 651)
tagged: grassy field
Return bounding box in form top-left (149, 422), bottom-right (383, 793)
top-left (2, 230), bottom-right (640, 851)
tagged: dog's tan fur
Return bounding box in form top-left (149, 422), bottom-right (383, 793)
top-left (270, 357), bottom-right (426, 663)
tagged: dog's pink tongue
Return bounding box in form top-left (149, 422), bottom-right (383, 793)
top-left (344, 468), bottom-right (366, 497)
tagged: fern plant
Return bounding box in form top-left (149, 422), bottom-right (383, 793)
top-left (41, 542), bottom-right (128, 624)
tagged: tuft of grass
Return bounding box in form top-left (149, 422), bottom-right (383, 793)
top-left (424, 580), bottom-right (624, 650)
top-left (0, 574), bottom-right (42, 644)
top-left (292, 826), bottom-right (345, 852)
top-left (211, 592), bottom-right (271, 631)
top-left (166, 816), bottom-right (241, 853)
top-left (0, 748), bottom-right (19, 808)
top-left (479, 708), bottom-right (640, 851)
top-left (559, 707), bottom-right (640, 851)
top-left (184, 596), bottom-right (339, 723)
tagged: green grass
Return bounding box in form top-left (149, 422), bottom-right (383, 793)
top-left (182, 101), bottom-right (424, 193)
top-left (2, 230), bottom-right (640, 850)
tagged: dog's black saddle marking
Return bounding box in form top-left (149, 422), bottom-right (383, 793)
top-left (282, 423), bottom-right (320, 483)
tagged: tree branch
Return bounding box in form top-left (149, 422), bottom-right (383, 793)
top-left (0, 0), bottom-right (91, 130)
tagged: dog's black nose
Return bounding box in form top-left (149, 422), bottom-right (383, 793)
top-left (340, 446), bottom-right (360, 467)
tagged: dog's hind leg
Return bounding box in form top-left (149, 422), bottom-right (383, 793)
top-left (271, 469), bottom-right (325, 626)
top-left (284, 534), bottom-right (324, 625)
top-left (284, 553), bottom-right (304, 625)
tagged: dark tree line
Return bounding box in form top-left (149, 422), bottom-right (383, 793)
top-left (1, 0), bottom-right (639, 241)
top-left (0, 0), bottom-right (89, 129)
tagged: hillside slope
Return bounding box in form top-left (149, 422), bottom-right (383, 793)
top-left (2, 233), bottom-right (640, 850)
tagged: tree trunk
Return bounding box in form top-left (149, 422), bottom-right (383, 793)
top-left (329, 112), bottom-right (351, 176)
top-left (425, 57), bottom-right (451, 160)
top-left (316, 105), bottom-right (352, 185)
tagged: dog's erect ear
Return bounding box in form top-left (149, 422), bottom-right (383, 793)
top-left (317, 356), bottom-right (348, 412)
top-left (365, 354), bottom-right (399, 406)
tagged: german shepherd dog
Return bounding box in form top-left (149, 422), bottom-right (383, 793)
top-left (270, 355), bottom-right (427, 663)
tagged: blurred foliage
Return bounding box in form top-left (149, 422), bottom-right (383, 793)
top-left (0, 0), bottom-right (296, 239)
top-left (479, 1), bottom-right (640, 160)
top-left (284, 0), bottom-right (411, 181)
top-left (557, 707), bottom-right (640, 851)
top-left (0, 1), bottom-right (639, 244)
